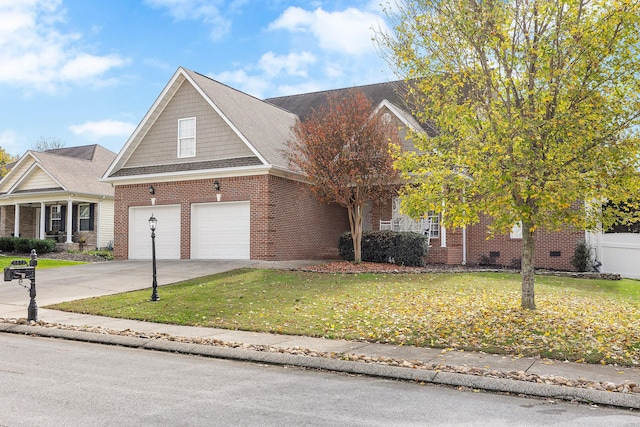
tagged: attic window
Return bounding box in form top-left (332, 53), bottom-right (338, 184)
top-left (178, 117), bottom-right (196, 158)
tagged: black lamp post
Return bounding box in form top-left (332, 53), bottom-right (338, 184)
top-left (149, 214), bottom-right (159, 301)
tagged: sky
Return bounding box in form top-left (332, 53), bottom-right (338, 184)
top-left (0, 0), bottom-right (397, 157)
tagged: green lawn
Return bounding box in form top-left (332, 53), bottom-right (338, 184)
top-left (47, 269), bottom-right (640, 366)
top-left (0, 256), bottom-right (87, 269)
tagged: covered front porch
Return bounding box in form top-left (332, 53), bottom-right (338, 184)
top-left (0, 199), bottom-right (97, 247)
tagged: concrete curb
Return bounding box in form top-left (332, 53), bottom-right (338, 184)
top-left (3, 323), bottom-right (639, 409)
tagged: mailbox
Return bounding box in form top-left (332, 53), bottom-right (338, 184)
top-left (4, 250), bottom-right (38, 321)
top-left (4, 260), bottom-right (35, 281)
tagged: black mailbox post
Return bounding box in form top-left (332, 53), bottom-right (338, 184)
top-left (4, 249), bottom-right (38, 321)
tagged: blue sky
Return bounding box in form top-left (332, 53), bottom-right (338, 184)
top-left (0, 0), bottom-right (396, 156)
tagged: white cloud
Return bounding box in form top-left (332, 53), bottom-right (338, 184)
top-left (144, 0), bottom-right (232, 41)
top-left (209, 69), bottom-right (270, 98)
top-left (268, 6), bottom-right (389, 56)
top-left (0, 0), bottom-right (127, 92)
top-left (69, 120), bottom-right (136, 140)
top-left (258, 51), bottom-right (317, 78)
top-left (0, 130), bottom-right (27, 156)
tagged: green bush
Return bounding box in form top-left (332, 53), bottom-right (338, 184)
top-left (570, 239), bottom-right (593, 272)
top-left (339, 230), bottom-right (428, 267)
top-left (9, 237), bottom-right (55, 254)
top-left (30, 239), bottom-right (56, 254)
top-left (0, 237), bottom-right (15, 252)
top-left (13, 238), bottom-right (32, 253)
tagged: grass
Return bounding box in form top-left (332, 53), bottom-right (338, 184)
top-left (47, 269), bottom-right (640, 366)
top-left (0, 256), bottom-right (87, 269)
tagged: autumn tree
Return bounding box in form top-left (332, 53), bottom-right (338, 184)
top-left (287, 90), bottom-right (400, 263)
top-left (379, 0), bottom-right (640, 309)
top-left (0, 146), bottom-right (15, 179)
top-left (32, 136), bottom-right (65, 151)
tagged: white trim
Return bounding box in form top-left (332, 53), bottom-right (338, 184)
top-left (372, 99), bottom-right (425, 132)
top-left (103, 164), bottom-right (307, 186)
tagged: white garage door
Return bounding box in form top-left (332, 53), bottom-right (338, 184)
top-left (129, 205), bottom-right (181, 259)
top-left (191, 201), bottom-right (250, 259)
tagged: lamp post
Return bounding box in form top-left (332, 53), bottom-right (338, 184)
top-left (149, 214), bottom-right (159, 301)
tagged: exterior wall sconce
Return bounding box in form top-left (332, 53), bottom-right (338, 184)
top-left (214, 180), bottom-right (221, 202)
top-left (149, 185), bottom-right (156, 206)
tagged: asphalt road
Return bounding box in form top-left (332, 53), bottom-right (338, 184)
top-left (1, 334), bottom-right (638, 426)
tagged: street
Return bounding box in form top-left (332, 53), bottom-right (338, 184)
top-left (0, 333), bottom-right (637, 426)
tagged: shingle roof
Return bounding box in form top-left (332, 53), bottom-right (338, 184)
top-left (42, 145), bottom-right (99, 161)
top-left (266, 80), bottom-right (411, 121)
top-left (183, 69), bottom-right (298, 170)
top-left (104, 68), bottom-right (432, 181)
top-left (266, 80), bottom-right (437, 137)
top-left (29, 145), bottom-right (116, 196)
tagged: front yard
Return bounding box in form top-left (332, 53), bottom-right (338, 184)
top-left (48, 268), bottom-right (640, 366)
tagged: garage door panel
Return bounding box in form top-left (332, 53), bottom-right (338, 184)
top-left (129, 205), bottom-right (180, 260)
top-left (191, 202), bottom-right (250, 259)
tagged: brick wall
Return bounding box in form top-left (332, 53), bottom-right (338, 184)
top-left (466, 214), bottom-right (583, 270)
top-left (113, 175), bottom-right (349, 261)
top-left (268, 176), bottom-right (349, 260)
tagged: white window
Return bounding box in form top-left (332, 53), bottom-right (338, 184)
top-left (51, 205), bottom-right (61, 231)
top-left (426, 212), bottom-right (440, 239)
top-left (178, 117), bottom-right (196, 158)
top-left (78, 204), bottom-right (91, 231)
top-left (510, 222), bottom-right (523, 239)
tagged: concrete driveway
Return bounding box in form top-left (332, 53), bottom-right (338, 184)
top-left (0, 259), bottom-right (260, 319)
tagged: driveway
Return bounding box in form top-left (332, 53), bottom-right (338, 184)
top-left (0, 259), bottom-right (259, 318)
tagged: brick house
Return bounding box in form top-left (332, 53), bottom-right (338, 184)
top-left (103, 66), bottom-right (583, 269)
top-left (0, 145), bottom-right (116, 249)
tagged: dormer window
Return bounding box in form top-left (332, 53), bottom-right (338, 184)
top-left (178, 117), bottom-right (196, 158)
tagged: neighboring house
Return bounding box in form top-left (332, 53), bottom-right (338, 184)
top-left (103, 66), bottom-right (584, 270)
top-left (0, 145), bottom-right (116, 250)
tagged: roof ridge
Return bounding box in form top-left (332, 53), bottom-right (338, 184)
top-left (265, 79), bottom-right (405, 101)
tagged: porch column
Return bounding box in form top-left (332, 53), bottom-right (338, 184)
top-left (40, 202), bottom-right (46, 239)
top-left (66, 200), bottom-right (73, 243)
top-left (14, 204), bottom-right (20, 237)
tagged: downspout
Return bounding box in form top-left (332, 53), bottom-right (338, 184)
top-left (462, 226), bottom-right (467, 265)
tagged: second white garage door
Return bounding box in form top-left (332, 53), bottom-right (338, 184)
top-left (191, 201), bottom-right (250, 259)
top-left (129, 205), bottom-right (181, 260)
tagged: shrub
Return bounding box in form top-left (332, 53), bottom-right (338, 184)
top-left (339, 231), bottom-right (427, 267)
top-left (0, 237), bottom-right (15, 252)
top-left (10, 238), bottom-right (55, 254)
top-left (478, 254), bottom-right (496, 266)
top-left (571, 239), bottom-right (593, 272)
top-left (30, 239), bottom-right (56, 254)
top-left (13, 238), bottom-right (32, 253)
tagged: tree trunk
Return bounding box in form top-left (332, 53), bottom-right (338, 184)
top-left (347, 204), bottom-right (364, 263)
top-left (521, 221), bottom-right (536, 310)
